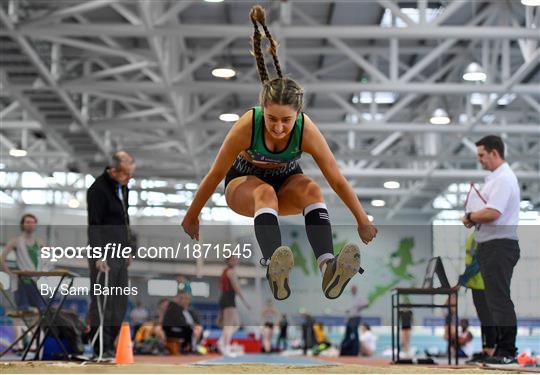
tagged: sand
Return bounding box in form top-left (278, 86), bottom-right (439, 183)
top-left (0, 361), bottom-right (522, 374)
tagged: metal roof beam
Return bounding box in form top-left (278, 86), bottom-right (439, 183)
top-left (0, 73), bottom-right (90, 171)
top-left (30, 81), bottom-right (540, 95)
top-left (89, 120), bottom-right (540, 134)
top-left (3, 25), bottom-right (539, 40)
top-left (137, 0), bottom-right (198, 173)
top-left (0, 8), bottom-right (108, 159)
top-left (22, 0), bottom-right (118, 27)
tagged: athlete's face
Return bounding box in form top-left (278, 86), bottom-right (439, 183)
top-left (21, 216), bottom-right (37, 234)
top-left (263, 104), bottom-right (298, 140)
top-left (226, 257), bottom-right (238, 267)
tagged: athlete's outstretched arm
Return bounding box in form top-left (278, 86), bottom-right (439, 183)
top-left (181, 111), bottom-right (252, 240)
top-left (302, 114), bottom-right (377, 244)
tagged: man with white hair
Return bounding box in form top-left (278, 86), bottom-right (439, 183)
top-left (87, 151), bottom-right (135, 358)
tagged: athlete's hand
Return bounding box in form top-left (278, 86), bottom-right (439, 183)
top-left (181, 215), bottom-right (200, 241)
top-left (358, 223), bottom-right (377, 245)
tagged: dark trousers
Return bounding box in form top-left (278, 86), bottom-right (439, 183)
top-left (276, 332), bottom-right (287, 351)
top-left (15, 279), bottom-right (45, 311)
top-left (340, 316), bottom-right (361, 355)
top-left (477, 239), bottom-right (520, 357)
top-left (344, 316), bottom-right (361, 342)
top-left (164, 325), bottom-right (193, 351)
top-left (301, 323), bottom-right (314, 354)
top-left (88, 260), bottom-right (129, 354)
top-left (472, 289), bottom-right (497, 349)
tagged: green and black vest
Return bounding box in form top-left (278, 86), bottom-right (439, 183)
top-left (245, 106), bottom-right (304, 165)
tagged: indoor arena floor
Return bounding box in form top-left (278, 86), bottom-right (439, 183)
top-left (1, 354), bottom-right (530, 374)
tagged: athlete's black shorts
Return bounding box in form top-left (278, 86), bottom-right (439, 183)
top-left (219, 290), bottom-right (236, 309)
top-left (224, 156), bottom-right (303, 193)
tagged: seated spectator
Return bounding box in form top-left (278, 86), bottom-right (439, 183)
top-left (135, 319), bottom-right (166, 344)
top-left (444, 295), bottom-right (473, 358)
top-left (312, 322), bottom-right (331, 355)
top-left (359, 323), bottom-right (377, 356)
top-left (162, 291), bottom-right (203, 355)
top-left (133, 319), bottom-right (167, 355)
top-left (459, 319), bottom-right (474, 358)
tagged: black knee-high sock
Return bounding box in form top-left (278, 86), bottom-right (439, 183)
top-left (254, 208), bottom-right (281, 263)
top-left (304, 202), bottom-right (334, 266)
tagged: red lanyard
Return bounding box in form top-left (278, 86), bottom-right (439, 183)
top-left (464, 182), bottom-right (487, 209)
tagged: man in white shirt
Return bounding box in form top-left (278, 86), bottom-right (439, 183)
top-left (462, 135), bottom-right (520, 365)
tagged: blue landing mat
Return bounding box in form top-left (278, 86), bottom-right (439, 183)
top-left (195, 354), bottom-right (336, 366)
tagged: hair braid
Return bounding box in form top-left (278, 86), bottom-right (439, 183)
top-left (249, 5), bottom-right (304, 112)
top-left (260, 23), bottom-right (283, 79)
top-left (250, 6), bottom-right (269, 83)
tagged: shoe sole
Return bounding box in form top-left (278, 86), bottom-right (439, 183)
top-left (267, 246), bottom-right (294, 300)
top-left (323, 243), bottom-right (361, 299)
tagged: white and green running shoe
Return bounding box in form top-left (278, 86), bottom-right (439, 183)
top-left (322, 243), bottom-right (361, 299)
top-left (266, 246), bottom-right (294, 301)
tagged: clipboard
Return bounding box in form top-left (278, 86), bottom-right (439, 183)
top-left (464, 182), bottom-right (487, 213)
top-left (464, 182), bottom-right (486, 230)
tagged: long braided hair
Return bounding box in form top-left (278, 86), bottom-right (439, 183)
top-left (249, 5), bottom-right (304, 111)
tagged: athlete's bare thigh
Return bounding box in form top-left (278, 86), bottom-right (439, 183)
top-left (225, 175), bottom-right (271, 217)
top-left (277, 174), bottom-right (322, 216)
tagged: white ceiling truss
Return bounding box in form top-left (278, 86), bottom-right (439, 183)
top-left (0, 0), bottom-right (539, 219)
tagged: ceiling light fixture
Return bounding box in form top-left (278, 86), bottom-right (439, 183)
top-left (463, 62), bottom-right (487, 82)
top-left (219, 113), bottom-right (239, 122)
top-left (371, 199), bottom-right (386, 207)
top-left (68, 198), bottom-right (80, 208)
top-left (521, 0), bottom-right (540, 6)
top-left (384, 181), bottom-right (400, 189)
top-left (430, 108), bottom-right (451, 125)
top-left (9, 148), bottom-right (27, 157)
top-left (212, 67), bottom-right (236, 79)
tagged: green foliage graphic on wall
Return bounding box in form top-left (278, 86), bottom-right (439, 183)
top-left (290, 231), bottom-right (348, 276)
top-left (368, 237), bottom-right (425, 304)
